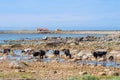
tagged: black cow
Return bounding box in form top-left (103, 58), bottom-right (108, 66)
top-left (108, 56), bottom-right (114, 62)
top-left (62, 49), bottom-right (72, 59)
top-left (21, 50), bottom-right (26, 53)
top-left (33, 50), bottom-right (46, 59)
top-left (53, 50), bottom-right (60, 56)
top-left (92, 50), bottom-right (107, 66)
top-left (3, 49), bottom-right (11, 54)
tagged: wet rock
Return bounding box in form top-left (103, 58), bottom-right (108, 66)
top-left (52, 59), bottom-right (59, 63)
top-left (21, 52), bottom-right (25, 56)
top-left (68, 58), bottom-right (79, 62)
top-left (9, 61), bottom-right (28, 69)
top-left (47, 54), bottom-right (55, 59)
top-left (79, 71), bottom-right (88, 75)
top-left (98, 58), bottom-right (104, 62)
top-left (33, 59), bottom-right (39, 62)
top-left (1, 54), bottom-right (8, 60)
top-left (60, 54), bottom-right (66, 59)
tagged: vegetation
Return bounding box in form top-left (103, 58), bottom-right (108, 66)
top-left (68, 75), bottom-right (120, 80)
top-left (69, 75), bottom-right (99, 80)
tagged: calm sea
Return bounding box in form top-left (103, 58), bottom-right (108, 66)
top-left (0, 33), bottom-right (104, 44)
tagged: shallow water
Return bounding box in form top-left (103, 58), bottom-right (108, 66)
top-left (1, 48), bottom-right (120, 68)
top-left (77, 60), bottom-right (120, 68)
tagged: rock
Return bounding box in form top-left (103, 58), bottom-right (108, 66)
top-left (98, 72), bottom-right (106, 76)
top-left (68, 58), bottom-right (80, 62)
top-left (15, 69), bottom-right (21, 72)
top-left (9, 61), bottom-right (28, 69)
top-left (33, 59), bottom-right (39, 62)
top-left (90, 57), bottom-right (96, 61)
top-left (53, 71), bottom-right (57, 74)
top-left (47, 54), bottom-right (55, 59)
top-left (79, 71), bottom-right (88, 75)
top-left (21, 53), bottom-right (25, 56)
top-left (71, 50), bottom-right (79, 55)
top-left (20, 69), bottom-right (25, 72)
top-left (60, 54), bottom-right (66, 59)
top-left (97, 64), bottom-right (103, 67)
top-left (15, 69), bottom-right (25, 72)
top-left (70, 42), bottom-right (77, 46)
top-left (98, 58), bottom-right (104, 62)
top-left (0, 53), bottom-right (3, 57)
top-left (52, 59), bottom-right (59, 63)
top-left (108, 71), bottom-right (119, 76)
top-left (82, 55), bottom-right (89, 60)
top-left (31, 71), bottom-right (36, 73)
top-left (104, 69), bottom-right (110, 72)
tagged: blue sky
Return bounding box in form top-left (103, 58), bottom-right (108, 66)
top-left (0, 0), bottom-right (120, 30)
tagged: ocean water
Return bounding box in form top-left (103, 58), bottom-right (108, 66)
top-left (0, 33), bottom-right (104, 44)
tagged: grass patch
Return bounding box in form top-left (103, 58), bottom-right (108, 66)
top-left (68, 75), bottom-right (120, 80)
top-left (0, 73), bottom-right (5, 78)
top-left (105, 76), bottom-right (120, 80)
top-left (68, 75), bottom-right (99, 80)
top-left (21, 74), bottom-right (32, 79)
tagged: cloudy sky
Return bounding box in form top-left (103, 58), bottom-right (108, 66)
top-left (0, 0), bottom-right (120, 30)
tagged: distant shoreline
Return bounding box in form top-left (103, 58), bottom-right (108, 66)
top-left (0, 30), bottom-right (120, 34)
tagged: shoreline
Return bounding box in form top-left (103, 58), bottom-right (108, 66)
top-left (0, 30), bottom-right (120, 34)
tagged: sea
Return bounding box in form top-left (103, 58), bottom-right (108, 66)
top-left (0, 33), bottom-right (104, 44)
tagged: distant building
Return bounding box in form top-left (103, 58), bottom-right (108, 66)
top-left (37, 28), bottom-right (49, 33)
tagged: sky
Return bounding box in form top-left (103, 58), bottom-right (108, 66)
top-left (0, 0), bottom-right (120, 30)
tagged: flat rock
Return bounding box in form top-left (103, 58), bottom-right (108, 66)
top-left (79, 71), bottom-right (88, 75)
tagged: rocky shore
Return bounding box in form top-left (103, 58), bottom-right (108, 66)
top-left (1, 32), bottom-right (120, 80)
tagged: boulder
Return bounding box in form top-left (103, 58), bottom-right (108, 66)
top-left (108, 71), bottom-right (119, 76)
top-left (15, 69), bottom-right (25, 72)
top-left (98, 72), bottom-right (106, 76)
top-left (9, 61), bottom-right (28, 69)
top-left (79, 71), bottom-right (88, 75)
top-left (52, 59), bottom-right (59, 63)
top-left (70, 49), bottom-right (79, 55)
top-left (0, 53), bottom-right (3, 57)
top-left (47, 54), bottom-right (55, 59)
top-left (70, 42), bottom-right (77, 46)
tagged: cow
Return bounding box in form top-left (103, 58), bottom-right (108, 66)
top-left (108, 56), bottom-right (114, 62)
top-left (33, 50), bottom-right (46, 59)
top-left (92, 50), bottom-right (107, 66)
top-left (53, 50), bottom-right (60, 56)
top-left (3, 49), bottom-right (11, 54)
top-left (62, 49), bottom-right (72, 59)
